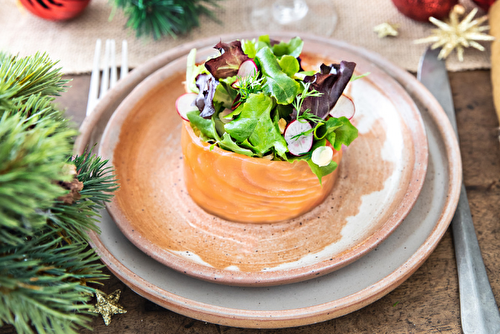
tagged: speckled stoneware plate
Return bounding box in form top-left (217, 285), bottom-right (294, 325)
top-left (98, 37), bottom-right (428, 287)
top-left (75, 32), bottom-right (461, 328)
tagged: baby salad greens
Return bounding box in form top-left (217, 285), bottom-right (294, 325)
top-left (177, 35), bottom-right (360, 183)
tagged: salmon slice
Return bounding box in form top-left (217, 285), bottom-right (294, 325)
top-left (181, 121), bottom-right (342, 223)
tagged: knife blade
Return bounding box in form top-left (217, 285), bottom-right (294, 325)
top-left (418, 47), bottom-right (500, 334)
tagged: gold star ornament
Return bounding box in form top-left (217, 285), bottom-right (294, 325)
top-left (90, 289), bottom-right (127, 326)
top-left (414, 5), bottom-right (495, 61)
top-left (374, 22), bottom-right (399, 38)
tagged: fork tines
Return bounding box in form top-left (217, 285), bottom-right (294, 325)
top-left (86, 39), bottom-right (129, 116)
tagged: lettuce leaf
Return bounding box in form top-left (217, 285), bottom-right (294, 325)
top-left (255, 47), bottom-right (300, 105)
top-left (249, 112), bottom-right (288, 157)
top-left (185, 49), bottom-right (199, 93)
top-left (307, 158), bottom-right (338, 185)
top-left (308, 137), bottom-right (339, 184)
top-left (302, 61), bottom-right (356, 119)
top-left (271, 37), bottom-right (304, 58)
top-left (278, 55), bottom-right (300, 78)
top-left (214, 83), bottom-right (233, 109)
top-left (324, 116), bottom-right (358, 151)
top-left (187, 110), bottom-right (218, 140)
top-left (242, 36), bottom-right (304, 59)
top-left (224, 93), bottom-right (288, 157)
top-left (241, 39), bottom-right (258, 58)
top-left (205, 40), bottom-right (250, 80)
top-left (224, 94), bottom-right (270, 142)
top-left (219, 133), bottom-right (255, 157)
top-left (287, 139), bottom-right (337, 184)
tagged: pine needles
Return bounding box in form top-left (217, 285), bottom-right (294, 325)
top-left (0, 52), bottom-right (118, 333)
top-left (112, 0), bottom-right (222, 40)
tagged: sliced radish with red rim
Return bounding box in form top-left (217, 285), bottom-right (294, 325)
top-left (237, 59), bottom-right (258, 78)
top-left (175, 93), bottom-right (198, 121)
top-left (284, 120), bottom-right (313, 156)
top-left (329, 94), bottom-right (355, 120)
top-left (232, 59), bottom-right (259, 88)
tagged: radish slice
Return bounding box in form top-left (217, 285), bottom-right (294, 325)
top-left (175, 93), bottom-right (199, 121)
top-left (231, 60), bottom-right (259, 89)
top-left (237, 59), bottom-right (258, 78)
top-left (329, 94), bottom-right (355, 120)
top-left (312, 146), bottom-right (334, 167)
top-left (284, 120), bottom-right (313, 156)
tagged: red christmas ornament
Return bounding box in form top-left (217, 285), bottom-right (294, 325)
top-left (392, 0), bottom-right (458, 22)
top-left (472, 0), bottom-right (497, 11)
top-left (19, 0), bottom-right (91, 21)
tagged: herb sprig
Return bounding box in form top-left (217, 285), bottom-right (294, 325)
top-left (234, 72), bottom-right (265, 104)
top-left (292, 82), bottom-right (323, 116)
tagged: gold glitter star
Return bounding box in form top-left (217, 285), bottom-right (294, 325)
top-left (414, 5), bottom-right (495, 61)
top-left (374, 22), bottom-right (399, 38)
top-left (90, 289), bottom-right (127, 326)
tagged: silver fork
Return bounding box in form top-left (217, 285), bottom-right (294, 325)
top-left (86, 39), bottom-right (129, 116)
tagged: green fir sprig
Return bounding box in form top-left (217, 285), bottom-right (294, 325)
top-left (112, 0), bottom-right (222, 40)
top-left (0, 52), bottom-right (118, 333)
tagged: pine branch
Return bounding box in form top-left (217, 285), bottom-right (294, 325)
top-left (0, 229), bottom-right (107, 334)
top-left (0, 148), bottom-right (117, 333)
top-left (0, 111), bottom-right (77, 241)
top-left (0, 51), bottom-right (118, 333)
top-left (48, 148), bottom-right (119, 243)
top-left (113, 0), bottom-right (222, 40)
top-left (0, 51), bottom-right (77, 242)
top-left (0, 52), bottom-right (69, 113)
top-left (74, 147), bottom-right (119, 208)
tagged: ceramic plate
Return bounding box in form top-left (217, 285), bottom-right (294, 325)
top-left (76, 32), bottom-right (461, 328)
top-left (98, 38), bottom-right (428, 286)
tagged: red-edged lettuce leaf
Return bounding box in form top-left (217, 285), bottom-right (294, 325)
top-left (205, 40), bottom-right (250, 80)
top-left (194, 73), bottom-right (219, 118)
top-left (301, 61), bottom-right (356, 120)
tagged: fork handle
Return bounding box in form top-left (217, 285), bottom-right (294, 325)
top-left (452, 183), bottom-right (500, 334)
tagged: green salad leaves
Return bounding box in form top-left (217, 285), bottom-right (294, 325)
top-left (181, 35), bottom-right (361, 183)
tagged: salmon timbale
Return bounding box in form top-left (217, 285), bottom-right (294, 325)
top-left (181, 121), bottom-right (342, 223)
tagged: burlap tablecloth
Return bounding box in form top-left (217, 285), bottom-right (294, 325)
top-left (0, 0), bottom-right (492, 74)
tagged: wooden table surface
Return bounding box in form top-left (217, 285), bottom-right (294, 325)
top-left (7, 70), bottom-right (498, 334)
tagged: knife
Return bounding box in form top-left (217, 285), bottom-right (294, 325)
top-left (418, 47), bottom-right (500, 334)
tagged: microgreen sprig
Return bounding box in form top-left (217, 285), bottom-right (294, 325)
top-left (234, 72), bottom-right (264, 103)
top-left (292, 82), bottom-right (323, 115)
top-left (288, 83), bottom-right (325, 142)
top-left (350, 72), bottom-right (370, 82)
top-left (290, 112), bottom-right (323, 141)
top-left (298, 109), bottom-right (323, 123)
top-left (291, 127), bottom-right (314, 141)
